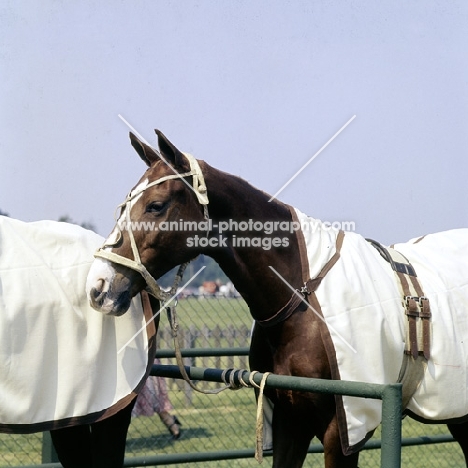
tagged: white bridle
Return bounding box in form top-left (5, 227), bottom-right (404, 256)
top-left (94, 153), bottom-right (209, 302)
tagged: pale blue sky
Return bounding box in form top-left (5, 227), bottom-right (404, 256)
top-left (1, 1), bottom-right (467, 244)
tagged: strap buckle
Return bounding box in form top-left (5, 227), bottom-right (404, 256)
top-left (298, 283), bottom-right (311, 297)
top-left (404, 295), bottom-right (428, 307)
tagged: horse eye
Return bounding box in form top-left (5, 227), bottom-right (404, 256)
top-left (146, 202), bottom-right (166, 214)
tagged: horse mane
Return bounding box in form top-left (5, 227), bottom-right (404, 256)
top-left (200, 160), bottom-right (289, 218)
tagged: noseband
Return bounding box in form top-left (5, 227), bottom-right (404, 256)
top-left (94, 152), bottom-right (209, 302)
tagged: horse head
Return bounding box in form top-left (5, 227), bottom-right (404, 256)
top-left (86, 130), bottom-right (208, 315)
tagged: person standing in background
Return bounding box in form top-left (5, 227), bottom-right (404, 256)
top-left (132, 359), bottom-right (182, 439)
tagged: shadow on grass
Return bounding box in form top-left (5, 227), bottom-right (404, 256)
top-left (127, 427), bottom-right (212, 451)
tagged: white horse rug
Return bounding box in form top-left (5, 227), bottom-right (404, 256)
top-left (0, 216), bottom-right (157, 433)
top-left (262, 208), bottom-right (468, 455)
top-left (292, 207), bottom-right (468, 454)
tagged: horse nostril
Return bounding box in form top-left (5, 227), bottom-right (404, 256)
top-left (91, 287), bottom-right (102, 300)
top-left (94, 278), bottom-right (105, 293)
top-left (90, 280), bottom-right (107, 307)
top-left (90, 279), bottom-right (106, 297)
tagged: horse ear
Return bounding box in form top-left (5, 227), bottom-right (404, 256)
top-left (154, 129), bottom-right (188, 170)
top-left (129, 132), bottom-right (160, 167)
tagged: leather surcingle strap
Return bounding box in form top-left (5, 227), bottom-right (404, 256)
top-left (367, 239), bottom-right (432, 360)
top-left (397, 271), bottom-right (431, 360)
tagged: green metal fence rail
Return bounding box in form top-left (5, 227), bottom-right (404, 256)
top-left (155, 347), bottom-right (250, 358)
top-left (16, 348), bottom-right (457, 468)
top-left (16, 435), bottom-right (457, 468)
top-left (150, 364), bottom-right (403, 468)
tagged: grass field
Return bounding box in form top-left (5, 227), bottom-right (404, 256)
top-left (125, 384), bottom-right (465, 468)
top-left (0, 297), bottom-right (465, 467)
top-left (165, 296), bottom-right (253, 330)
top-left (0, 401), bottom-right (463, 467)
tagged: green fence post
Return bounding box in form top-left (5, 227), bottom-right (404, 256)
top-left (41, 432), bottom-right (59, 463)
top-left (380, 383), bottom-right (402, 468)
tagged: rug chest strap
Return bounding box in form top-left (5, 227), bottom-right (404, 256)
top-left (256, 231), bottom-right (345, 328)
top-left (303, 230), bottom-right (346, 294)
top-left (255, 293), bottom-right (304, 327)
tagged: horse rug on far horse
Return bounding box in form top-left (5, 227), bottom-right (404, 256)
top-left (0, 216), bottom-right (157, 433)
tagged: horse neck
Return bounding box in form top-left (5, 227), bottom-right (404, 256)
top-left (201, 163), bottom-right (304, 322)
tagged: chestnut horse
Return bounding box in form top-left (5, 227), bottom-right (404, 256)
top-left (86, 129), bottom-right (468, 467)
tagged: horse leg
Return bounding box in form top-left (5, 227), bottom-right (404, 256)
top-left (271, 400), bottom-right (359, 468)
top-left (250, 324), bottom-right (311, 466)
top-left (50, 424), bottom-right (93, 468)
top-left (89, 398), bottom-right (136, 468)
top-left (321, 415), bottom-right (359, 468)
top-left (271, 400), bottom-right (316, 468)
top-left (50, 399), bottom-right (136, 468)
top-left (448, 422), bottom-right (468, 466)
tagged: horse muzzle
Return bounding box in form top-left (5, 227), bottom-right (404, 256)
top-left (86, 258), bottom-right (133, 316)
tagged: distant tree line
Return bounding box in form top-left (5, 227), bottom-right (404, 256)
top-left (0, 209), bottom-right (95, 233)
top-left (57, 215), bottom-right (96, 232)
top-left (158, 255), bottom-right (229, 290)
